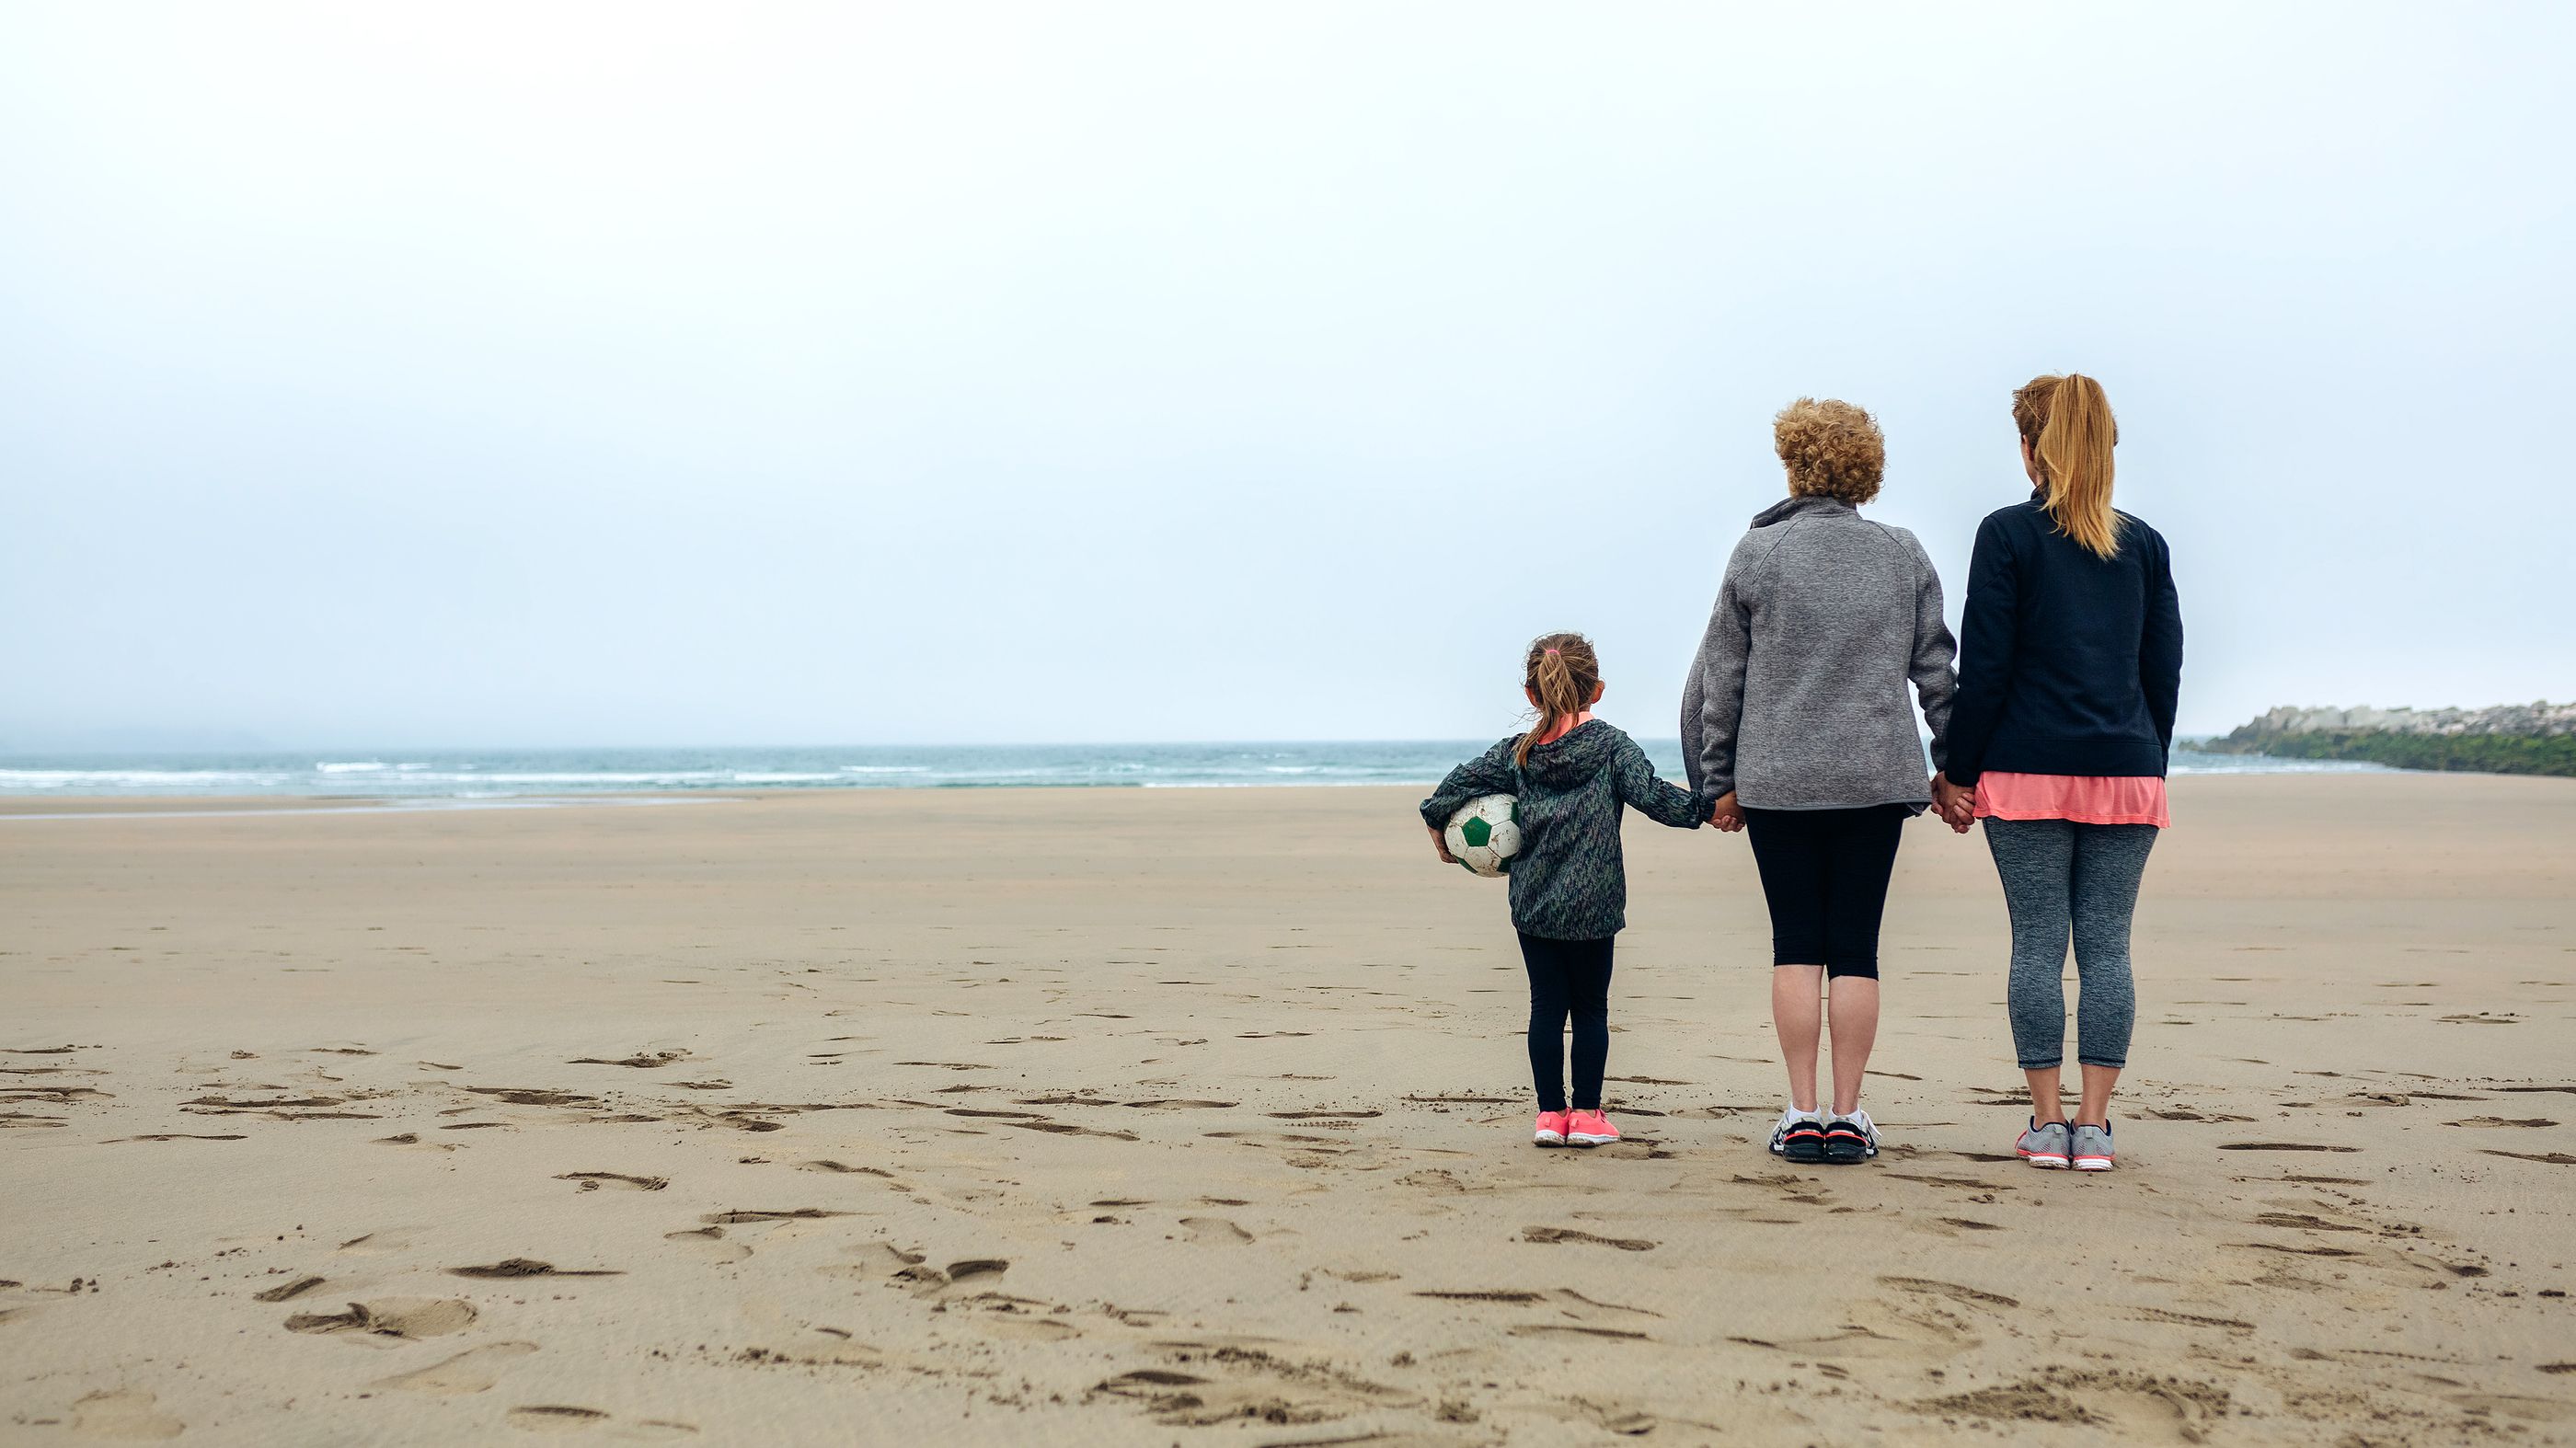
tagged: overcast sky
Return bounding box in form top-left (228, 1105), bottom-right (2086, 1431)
top-left (4, 4), bottom-right (2569, 750)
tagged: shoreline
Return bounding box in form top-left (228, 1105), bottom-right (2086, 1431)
top-left (4, 763), bottom-right (2542, 820)
top-left (0, 740), bottom-right (2400, 804)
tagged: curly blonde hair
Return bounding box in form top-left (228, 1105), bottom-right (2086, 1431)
top-left (1773, 397), bottom-right (1884, 505)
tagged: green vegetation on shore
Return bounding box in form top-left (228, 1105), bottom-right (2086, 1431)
top-left (2228, 730), bottom-right (2576, 777)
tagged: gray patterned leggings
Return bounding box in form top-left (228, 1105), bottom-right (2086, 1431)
top-left (1983, 818), bottom-right (2157, 1071)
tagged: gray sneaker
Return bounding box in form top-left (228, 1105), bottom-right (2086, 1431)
top-left (2070, 1120), bottom-right (2116, 1171)
top-left (2015, 1117), bottom-right (2070, 1169)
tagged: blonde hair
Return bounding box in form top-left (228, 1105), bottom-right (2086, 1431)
top-left (1773, 397), bottom-right (1884, 505)
top-left (2013, 373), bottom-right (2122, 558)
top-left (1517, 632), bottom-right (1600, 767)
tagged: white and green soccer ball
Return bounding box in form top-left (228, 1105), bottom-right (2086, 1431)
top-left (1443, 794), bottom-right (1523, 878)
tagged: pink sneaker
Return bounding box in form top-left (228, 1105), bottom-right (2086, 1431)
top-left (1565, 1109), bottom-right (1621, 1147)
top-left (1534, 1110), bottom-right (1570, 1147)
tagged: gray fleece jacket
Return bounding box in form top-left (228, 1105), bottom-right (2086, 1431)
top-left (1681, 495), bottom-right (1959, 811)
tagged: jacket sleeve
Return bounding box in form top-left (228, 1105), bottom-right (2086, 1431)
top-left (2139, 533), bottom-right (2184, 760)
top-left (1613, 735), bottom-right (1708, 829)
top-left (1943, 514), bottom-right (2018, 787)
top-left (1419, 737), bottom-right (1521, 832)
top-left (1904, 533), bottom-right (1960, 772)
top-left (1685, 545), bottom-right (1754, 798)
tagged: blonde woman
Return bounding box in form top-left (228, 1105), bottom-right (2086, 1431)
top-left (1684, 398), bottom-right (1960, 1166)
top-left (1940, 373), bottom-right (2183, 1172)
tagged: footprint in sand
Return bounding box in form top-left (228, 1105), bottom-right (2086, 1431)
top-left (2127, 1306), bottom-right (2255, 1334)
top-left (2448, 1393), bottom-right (2576, 1423)
top-left (69, 1389), bottom-right (184, 1441)
top-left (252, 1275), bottom-right (328, 1303)
top-left (1509, 1323), bottom-right (1650, 1340)
top-left (1416, 1286), bottom-right (1661, 1324)
top-left (897, 1258), bottom-right (1012, 1299)
top-left (1095, 1349), bottom-right (1419, 1428)
top-left (1915, 1372), bottom-right (2228, 1441)
top-left (565, 1049), bottom-right (689, 1069)
top-left (374, 1341), bottom-right (540, 1395)
top-left (1521, 1226), bottom-right (1655, 1252)
top-left (506, 1405), bottom-right (610, 1433)
top-left (845, 1242), bottom-right (926, 1270)
top-left (335, 1233), bottom-right (415, 1257)
top-left (463, 1087), bottom-right (601, 1109)
top-left (1178, 1217), bottom-right (1252, 1245)
top-left (558, 1172), bottom-right (667, 1191)
top-left (449, 1258), bottom-right (625, 1280)
top-left (285, 1298), bottom-right (477, 1341)
top-left (662, 1228), bottom-right (750, 1264)
top-left (796, 1160), bottom-right (902, 1183)
top-left (1876, 1275), bottom-right (2020, 1310)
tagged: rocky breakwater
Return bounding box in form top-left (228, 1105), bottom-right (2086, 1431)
top-left (2210, 701), bottom-right (2576, 776)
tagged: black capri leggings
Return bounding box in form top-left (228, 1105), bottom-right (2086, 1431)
top-left (1742, 804), bottom-right (1909, 979)
top-left (1516, 931), bottom-right (1615, 1114)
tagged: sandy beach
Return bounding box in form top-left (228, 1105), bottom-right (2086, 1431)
top-left (3, 774), bottom-right (2570, 1445)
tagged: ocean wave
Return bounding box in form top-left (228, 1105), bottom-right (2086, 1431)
top-left (0, 768), bottom-right (296, 787)
top-left (0, 740), bottom-right (2410, 799)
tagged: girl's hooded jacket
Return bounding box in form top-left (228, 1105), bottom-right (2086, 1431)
top-left (1420, 720), bottom-right (1708, 940)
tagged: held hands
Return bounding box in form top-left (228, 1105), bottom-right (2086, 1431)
top-left (1931, 773), bottom-right (1976, 833)
top-left (1428, 823), bottom-right (1458, 865)
top-left (1708, 790), bottom-right (1745, 833)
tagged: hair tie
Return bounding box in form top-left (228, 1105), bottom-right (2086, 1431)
top-left (1544, 648), bottom-right (1559, 656)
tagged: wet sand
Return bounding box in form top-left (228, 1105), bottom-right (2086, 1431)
top-left (3, 774), bottom-right (2571, 1444)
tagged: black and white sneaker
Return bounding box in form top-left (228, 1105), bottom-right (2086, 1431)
top-left (1822, 1110), bottom-right (1881, 1165)
top-left (1770, 1109), bottom-right (1826, 1164)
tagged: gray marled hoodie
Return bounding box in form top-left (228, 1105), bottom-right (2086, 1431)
top-left (1682, 495), bottom-right (1958, 810)
top-left (1420, 720), bottom-right (1708, 940)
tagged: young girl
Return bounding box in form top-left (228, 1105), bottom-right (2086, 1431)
top-left (1420, 633), bottom-right (1715, 1148)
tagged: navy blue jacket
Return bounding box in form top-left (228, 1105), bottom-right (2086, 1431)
top-left (1945, 491), bottom-right (2182, 785)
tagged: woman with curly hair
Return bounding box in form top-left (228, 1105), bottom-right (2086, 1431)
top-left (1942, 373), bottom-right (2182, 1173)
top-left (1683, 398), bottom-right (1961, 1166)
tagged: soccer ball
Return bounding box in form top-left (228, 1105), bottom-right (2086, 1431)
top-left (1443, 794), bottom-right (1522, 878)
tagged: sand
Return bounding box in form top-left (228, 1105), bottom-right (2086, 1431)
top-left (2, 774), bottom-right (2571, 1445)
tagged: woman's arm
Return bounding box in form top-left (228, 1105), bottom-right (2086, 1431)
top-left (1684, 546), bottom-right (1756, 799)
top-left (1943, 514), bottom-right (2018, 787)
top-left (2140, 533), bottom-right (2184, 761)
top-left (1903, 533), bottom-right (1960, 772)
top-left (1613, 735), bottom-right (1708, 829)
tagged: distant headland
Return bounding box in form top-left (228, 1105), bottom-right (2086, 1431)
top-left (2206, 701), bottom-right (2576, 777)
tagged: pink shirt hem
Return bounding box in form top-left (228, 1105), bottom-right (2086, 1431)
top-left (1972, 771), bottom-right (2170, 828)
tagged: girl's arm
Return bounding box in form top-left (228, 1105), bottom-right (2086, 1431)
top-left (1613, 735), bottom-right (1708, 830)
top-left (1417, 738), bottom-right (1519, 834)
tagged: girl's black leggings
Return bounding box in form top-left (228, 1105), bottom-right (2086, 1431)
top-left (1516, 931), bottom-right (1615, 1113)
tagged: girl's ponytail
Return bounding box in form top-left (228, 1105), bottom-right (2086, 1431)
top-left (1516, 632), bottom-right (1601, 766)
top-left (2033, 372), bottom-right (2122, 558)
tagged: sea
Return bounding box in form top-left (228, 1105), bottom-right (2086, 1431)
top-left (0, 741), bottom-right (2385, 801)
